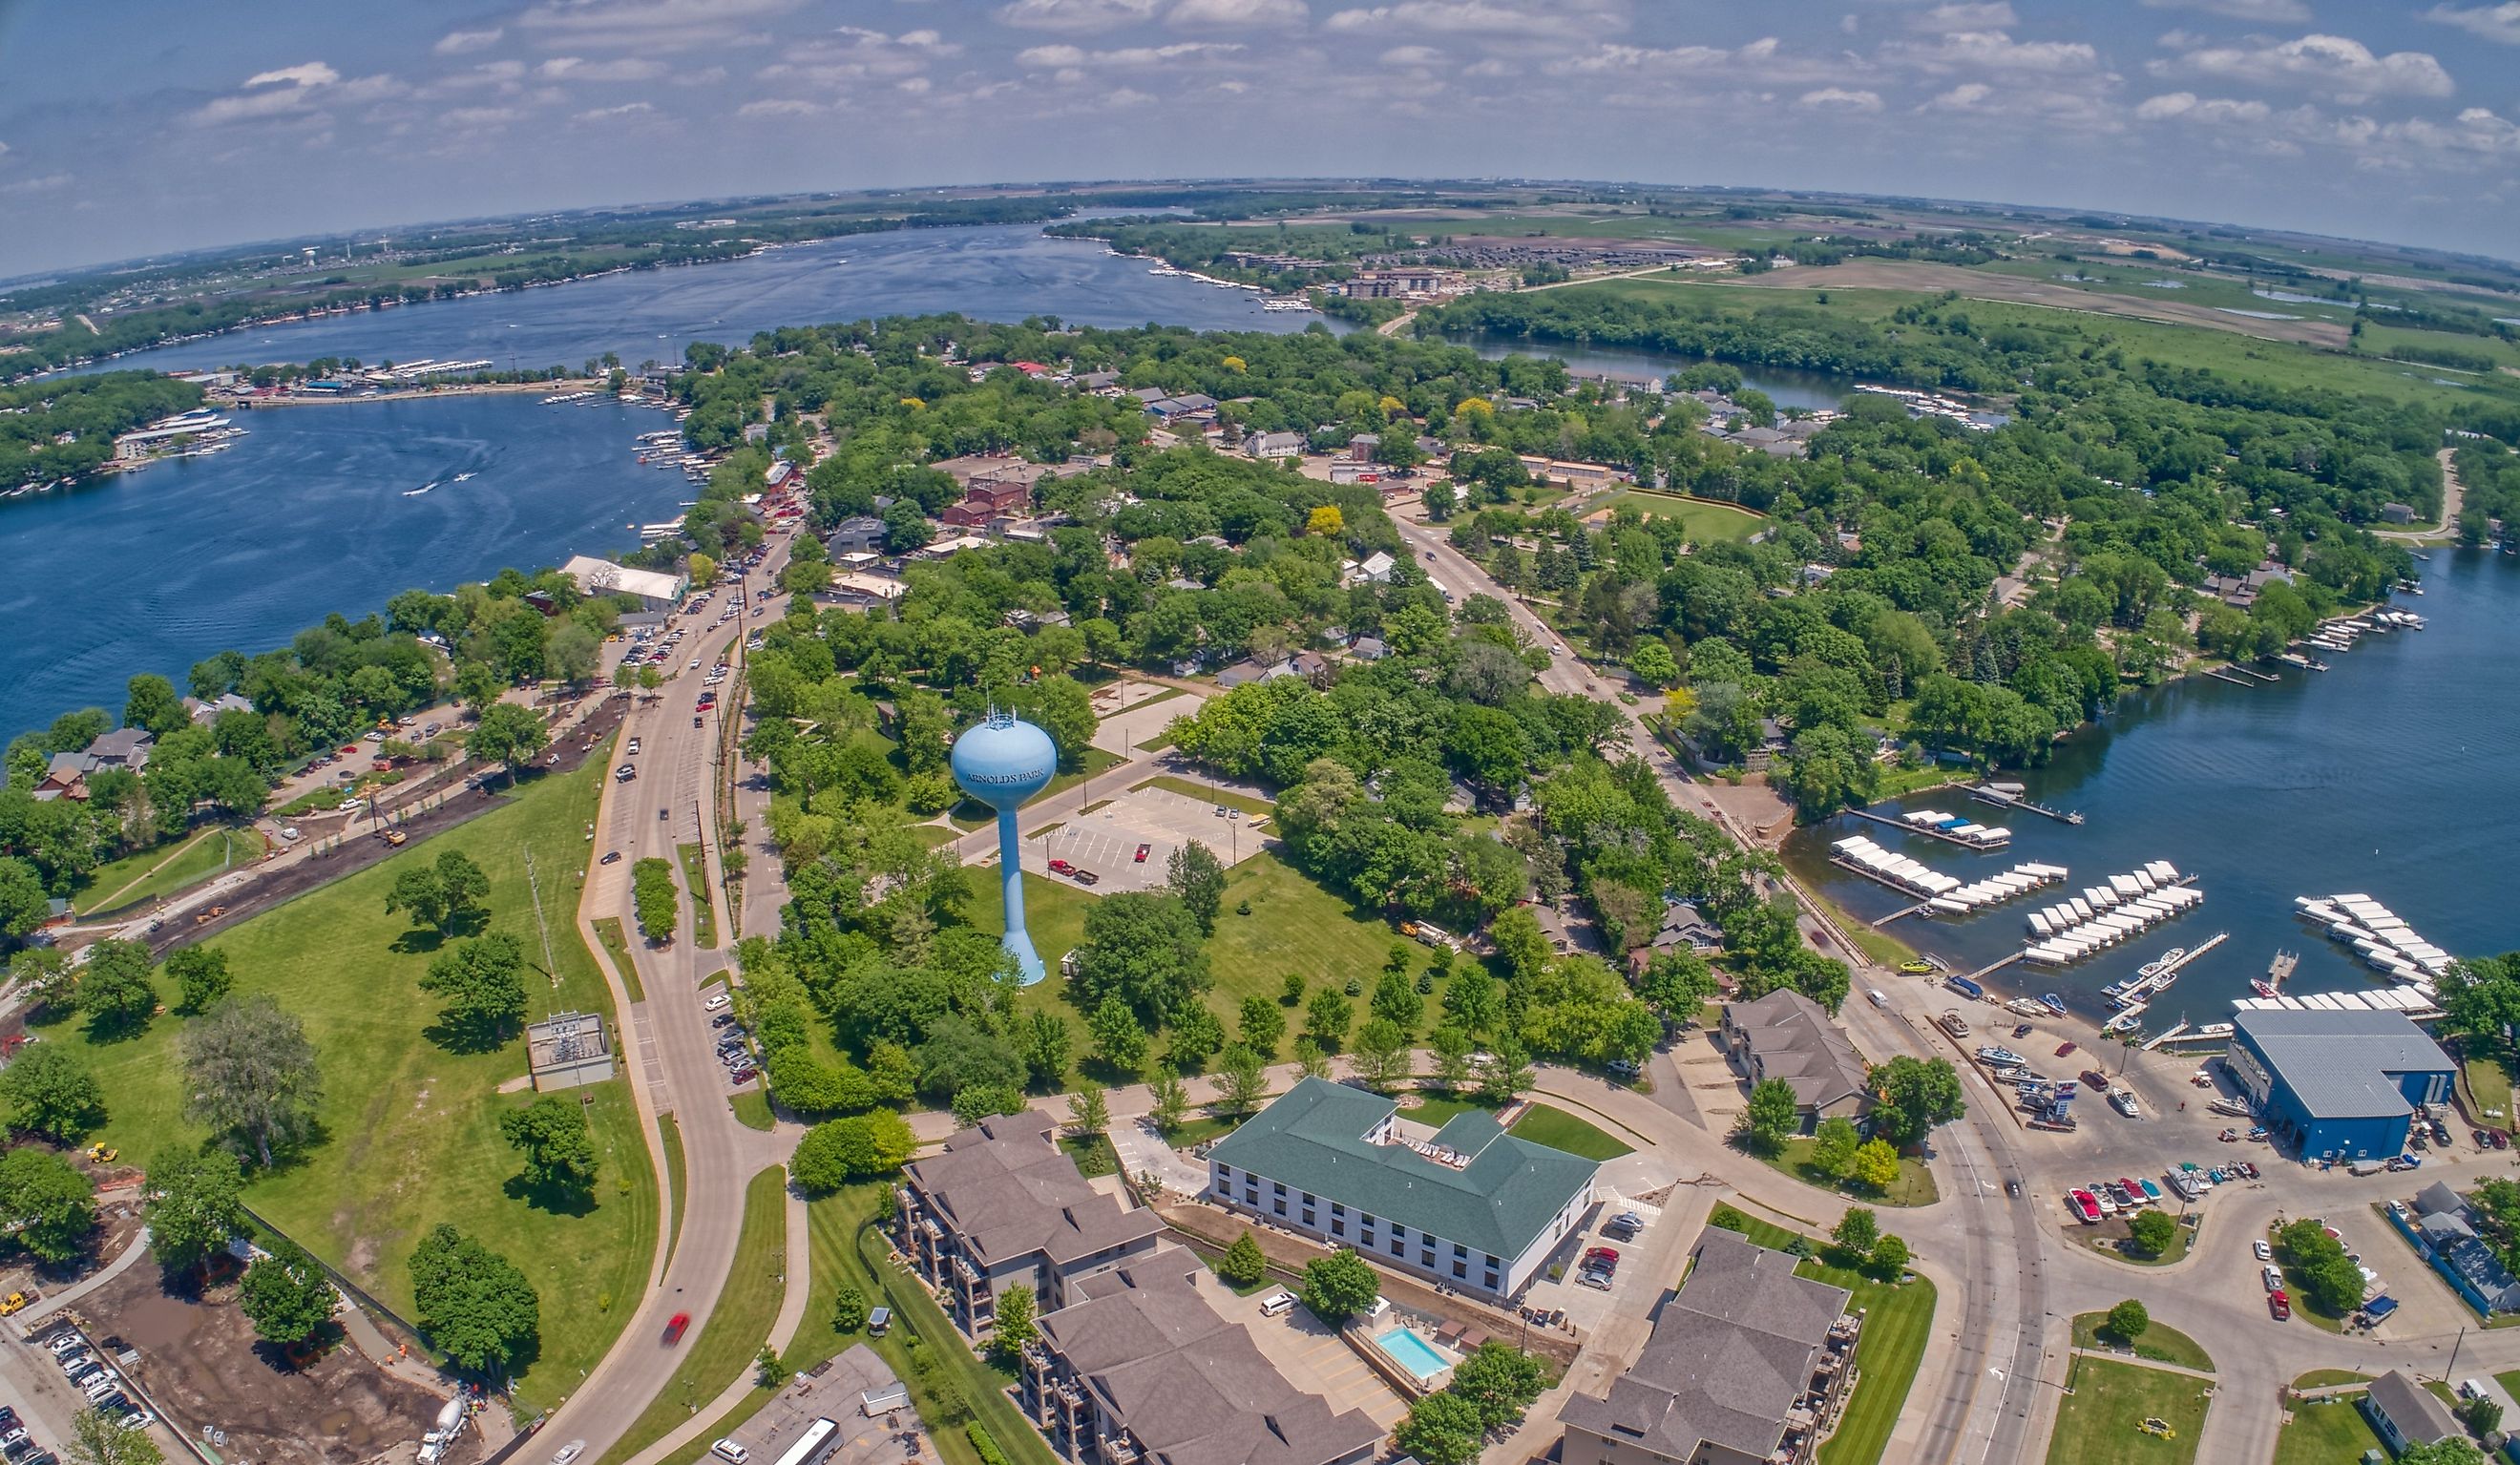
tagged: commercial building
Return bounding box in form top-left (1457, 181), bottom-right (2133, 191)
top-left (1203, 1078), bottom-right (1598, 1301)
top-left (559, 555), bottom-right (686, 610)
top-left (1018, 1255), bottom-right (1383, 1465)
top-left (1718, 990), bottom-right (1873, 1125)
top-left (896, 1111), bottom-right (1166, 1337)
top-left (1559, 1228), bottom-right (1861, 1465)
top-left (1247, 432), bottom-right (1306, 461)
top-left (2226, 1008), bottom-right (2456, 1160)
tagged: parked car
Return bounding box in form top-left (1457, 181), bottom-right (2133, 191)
top-left (2269, 1289), bottom-right (2290, 1321)
top-left (1135, 843), bottom-right (1152, 863)
top-left (703, 993), bottom-right (730, 1013)
top-left (1049, 859), bottom-right (1075, 875)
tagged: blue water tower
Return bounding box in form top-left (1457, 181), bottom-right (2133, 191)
top-left (949, 709), bottom-right (1059, 986)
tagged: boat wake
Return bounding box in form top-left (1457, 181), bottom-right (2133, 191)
top-left (404, 483), bottom-right (435, 496)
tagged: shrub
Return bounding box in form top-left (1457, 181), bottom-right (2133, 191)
top-left (966, 1424), bottom-right (1011, 1465)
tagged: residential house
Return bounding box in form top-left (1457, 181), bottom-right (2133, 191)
top-left (1648, 898), bottom-right (1724, 957)
top-left (1247, 432), bottom-right (1306, 461)
top-left (185, 692), bottom-right (254, 725)
top-left (1718, 990), bottom-right (1873, 1126)
top-left (1559, 1228), bottom-right (1861, 1465)
top-left (895, 1110), bottom-right (1166, 1337)
top-left (2382, 503), bottom-right (2416, 525)
top-left (1204, 1077), bottom-right (1599, 1301)
top-left (2362, 1370), bottom-right (2463, 1455)
top-left (2402, 1182), bottom-right (2520, 1312)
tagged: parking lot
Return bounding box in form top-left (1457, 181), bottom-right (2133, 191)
top-left (718, 1346), bottom-right (925, 1465)
top-left (1511, 1198), bottom-right (1666, 1337)
top-left (1021, 785), bottom-right (1266, 895)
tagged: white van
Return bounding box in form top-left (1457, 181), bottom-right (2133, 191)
top-left (1868, 989), bottom-right (1890, 1008)
top-left (710, 1442), bottom-right (750, 1465)
top-left (1258, 1290), bottom-right (1298, 1318)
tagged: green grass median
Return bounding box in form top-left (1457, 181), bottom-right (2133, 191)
top-left (600, 1165), bottom-right (789, 1465)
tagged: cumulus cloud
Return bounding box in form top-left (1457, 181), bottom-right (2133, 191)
top-left (2152, 32), bottom-right (2455, 101)
top-left (575, 100), bottom-right (656, 120)
top-left (517, 0), bottom-right (799, 51)
top-left (1323, 1), bottom-right (1617, 38)
top-left (1880, 30), bottom-right (2102, 74)
top-left (996, 0), bottom-right (1164, 31)
top-left (2135, 91), bottom-right (2272, 122)
top-left (538, 55), bottom-right (668, 79)
top-left (246, 62), bottom-right (341, 89)
top-left (1907, 3), bottom-right (2017, 32)
top-left (1168, 0), bottom-right (1309, 27)
top-left (1799, 87), bottom-right (1882, 110)
top-left (757, 27), bottom-right (960, 86)
top-left (1017, 39), bottom-right (1242, 65)
top-left (1922, 81), bottom-right (1995, 109)
top-left (2426, 2), bottom-right (2520, 44)
top-left (435, 28), bottom-right (507, 55)
top-left (2138, 0), bottom-right (2311, 18)
top-left (189, 61), bottom-right (403, 126)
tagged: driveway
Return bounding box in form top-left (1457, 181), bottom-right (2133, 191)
top-left (1109, 1117), bottom-right (1208, 1197)
top-left (1214, 1280), bottom-right (1407, 1429)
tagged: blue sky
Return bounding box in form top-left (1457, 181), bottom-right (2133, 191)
top-left (0, 0), bottom-right (2514, 276)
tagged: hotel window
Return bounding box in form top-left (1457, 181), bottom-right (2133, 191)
top-left (1214, 1165), bottom-right (1231, 1184)
top-left (1451, 1260), bottom-right (1467, 1280)
top-left (1453, 1243), bottom-right (1468, 1260)
top-left (1272, 1197), bottom-right (1287, 1217)
top-left (1390, 1236), bottom-right (1406, 1258)
top-left (1330, 1203), bottom-right (1346, 1218)
top-left (1330, 1219), bottom-right (1346, 1238)
top-left (1482, 1267), bottom-right (1501, 1291)
top-left (1272, 1182), bottom-right (1287, 1198)
top-left (1419, 1247), bottom-right (1436, 1267)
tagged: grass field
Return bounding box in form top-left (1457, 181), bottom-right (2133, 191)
top-left (660, 1115), bottom-right (687, 1273)
top-left (1764, 1137), bottom-right (1939, 1208)
top-left (56, 757), bottom-right (651, 1410)
top-left (1591, 489), bottom-right (1769, 543)
top-left (731, 1089), bottom-right (774, 1132)
top-left (74, 825), bottom-right (265, 915)
top-left (2045, 1358), bottom-right (2212, 1465)
top-left (600, 1165), bottom-right (788, 1465)
top-left (593, 917), bottom-right (645, 1003)
top-left (2072, 1215), bottom-right (2196, 1267)
top-left (2294, 1370), bottom-right (2371, 1390)
top-left (1707, 1205), bottom-right (1935, 1465)
top-left (994, 847), bottom-right (1443, 1071)
top-left (677, 842), bottom-right (718, 949)
top-left (2272, 1391), bottom-right (2384, 1465)
top-left (2071, 1312), bottom-right (2214, 1373)
top-left (1507, 1103), bottom-right (1633, 1161)
top-left (2464, 1056), bottom-right (2512, 1127)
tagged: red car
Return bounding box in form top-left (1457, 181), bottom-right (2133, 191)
top-left (2268, 1289), bottom-right (2291, 1321)
top-left (1582, 1246), bottom-right (1620, 1265)
top-left (1134, 844), bottom-right (1152, 863)
top-left (2055, 1041), bottom-right (2077, 1057)
top-left (663, 1312), bottom-right (691, 1344)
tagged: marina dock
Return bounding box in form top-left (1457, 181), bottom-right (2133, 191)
top-left (2206, 668), bottom-right (2255, 687)
top-left (1968, 785), bottom-right (2086, 827)
top-left (2021, 863), bottom-right (2203, 965)
top-left (1829, 839), bottom-right (2065, 919)
top-left (1844, 806), bottom-right (2013, 849)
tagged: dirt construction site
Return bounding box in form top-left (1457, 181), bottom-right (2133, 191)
top-left (1016, 785), bottom-right (1267, 895)
top-left (71, 1256), bottom-right (468, 1465)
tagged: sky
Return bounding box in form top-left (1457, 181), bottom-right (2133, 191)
top-left (0, 0), bottom-right (2516, 278)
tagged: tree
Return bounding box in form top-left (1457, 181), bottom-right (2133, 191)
top-left (1392, 1391), bottom-right (1485, 1465)
top-left (1304, 987), bottom-right (1353, 1052)
top-left (409, 1224), bottom-right (540, 1375)
top-left (1166, 1004), bottom-right (1227, 1074)
top-left (1810, 1116), bottom-right (1859, 1181)
top-left (1868, 1056), bottom-right (1966, 1148)
top-left (0, 1043), bottom-right (106, 1141)
top-left (1073, 892), bottom-right (1209, 1025)
top-left (237, 1244), bottom-right (337, 1345)
top-left (1238, 994), bottom-right (1286, 1057)
top-left (465, 701), bottom-right (550, 782)
top-left (1021, 1010), bottom-right (1074, 1090)
top-left (1294, 1036), bottom-right (1332, 1081)
top-left (2127, 1209), bottom-right (2177, 1258)
top-left (1735, 1078), bottom-right (1798, 1155)
top-left (1450, 1341), bottom-right (1549, 1429)
top-left (1220, 1231), bottom-right (1269, 1288)
top-left (123, 674), bottom-right (190, 739)
top-left (1627, 640), bottom-right (1680, 690)
top-left (1870, 1233), bottom-right (1910, 1276)
top-left (1065, 1081), bottom-right (1110, 1137)
top-left (2396, 1443), bottom-right (2486, 1465)
top-left (1087, 997), bottom-right (1150, 1074)
top-left (0, 1148), bottom-right (95, 1264)
top-left (831, 1285), bottom-right (869, 1334)
top-left (433, 849), bottom-right (492, 930)
top-left (68, 1407), bottom-right (166, 1465)
top-left (1488, 907), bottom-right (1551, 980)
top-left (142, 1146), bottom-right (247, 1274)
top-left (2104, 1298), bottom-right (2150, 1344)
top-left (1476, 1038), bottom-right (1534, 1103)
top-left (1215, 1042), bottom-right (1270, 1120)
top-left (990, 1284), bottom-right (1038, 1365)
top-left (1147, 1069), bottom-right (1189, 1136)
top-left (1301, 1250), bottom-right (1381, 1322)
top-left (1431, 1025), bottom-right (1475, 1092)
top-left (2278, 1218), bottom-right (2368, 1316)
top-left (632, 857), bottom-right (679, 943)
top-left (1371, 970), bottom-right (1422, 1036)
top-left (1166, 841), bottom-right (1227, 934)
top-left (1831, 1207), bottom-right (1880, 1257)
top-left (1848, 1139), bottom-right (1901, 1194)
top-left (1280, 973), bottom-right (1306, 1007)
top-left (421, 932), bottom-right (531, 1045)
top-left (1354, 1017), bottom-right (1413, 1092)
top-left (2460, 1395), bottom-right (2503, 1437)
top-left (1306, 505), bottom-right (1345, 537)
top-left (181, 994), bottom-right (323, 1167)
top-left (792, 1111), bottom-right (918, 1194)
top-left (164, 945), bottom-right (233, 1014)
top-left (76, 938), bottom-right (158, 1036)
top-left (0, 859), bottom-right (48, 942)
top-left (499, 1095), bottom-right (600, 1196)
top-left (1443, 970), bottom-right (1499, 1036)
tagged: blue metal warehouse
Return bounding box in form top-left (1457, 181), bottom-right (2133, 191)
top-left (2227, 1008), bottom-right (2456, 1161)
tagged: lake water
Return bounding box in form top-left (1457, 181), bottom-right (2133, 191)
top-left (87, 223), bottom-right (1337, 379)
top-left (2, 394), bottom-right (691, 738)
top-left (1782, 549), bottom-right (2520, 1014)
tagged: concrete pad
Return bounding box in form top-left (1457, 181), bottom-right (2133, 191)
top-left (1209, 1277), bottom-right (1408, 1429)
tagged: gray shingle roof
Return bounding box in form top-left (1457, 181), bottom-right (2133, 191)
top-left (1722, 990), bottom-right (1870, 1114)
top-left (1561, 1229), bottom-right (1850, 1461)
top-left (2236, 1009), bottom-right (2453, 1120)
top-left (1207, 1078), bottom-right (1596, 1261)
top-left (2366, 1369), bottom-right (2462, 1446)
top-left (905, 1111), bottom-right (1163, 1269)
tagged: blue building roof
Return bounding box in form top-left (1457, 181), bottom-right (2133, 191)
top-left (2236, 1009), bottom-right (2454, 1120)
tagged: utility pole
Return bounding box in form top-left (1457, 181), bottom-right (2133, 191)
top-left (2446, 1324), bottom-right (2468, 1383)
top-left (522, 847), bottom-right (559, 990)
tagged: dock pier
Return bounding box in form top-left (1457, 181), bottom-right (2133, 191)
top-left (1843, 806), bottom-right (2009, 849)
top-left (1969, 785), bottom-right (2086, 827)
top-left (2206, 668), bottom-right (2256, 688)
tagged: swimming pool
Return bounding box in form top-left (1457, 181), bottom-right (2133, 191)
top-left (1375, 1327), bottom-right (1453, 1383)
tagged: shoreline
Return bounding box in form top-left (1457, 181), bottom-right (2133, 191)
top-left (231, 378), bottom-right (608, 408)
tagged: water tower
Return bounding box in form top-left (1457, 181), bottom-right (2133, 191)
top-left (949, 709), bottom-right (1059, 986)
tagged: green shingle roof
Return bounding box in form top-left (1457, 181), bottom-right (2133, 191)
top-left (1208, 1078), bottom-right (1599, 1262)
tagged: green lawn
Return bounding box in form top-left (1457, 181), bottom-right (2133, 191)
top-left (74, 825), bottom-right (265, 915)
top-left (1763, 1137), bottom-right (1939, 1208)
top-left (678, 842), bottom-right (718, 949)
top-left (2071, 1312), bottom-right (2215, 1374)
top-left (1590, 489), bottom-right (1768, 543)
top-left (593, 917), bottom-right (646, 1003)
top-left (2045, 1358), bottom-right (2212, 1465)
top-left (660, 1115), bottom-right (687, 1273)
top-left (731, 1089), bottom-right (774, 1132)
top-left (1706, 1206), bottom-right (1936, 1465)
top-left (1509, 1103), bottom-right (1633, 1161)
top-left (2464, 1055), bottom-right (2512, 1126)
top-left (2277, 1262), bottom-right (2353, 1334)
top-left (2294, 1370), bottom-right (2372, 1391)
top-left (59, 759), bottom-right (651, 1411)
top-left (2071, 1215), bottom-right (2197, 1267)
top-left (2272, 1391), bottom-right (2384, 1465)
top-left (599, 1166), bottom-right (789, 1465)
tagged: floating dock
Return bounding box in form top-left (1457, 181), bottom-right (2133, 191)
top-left (1844, 806), bottom-right (2013, 849)
top-left (2020, 863), bottom-right (2202, 966)
top-left (1968, 785), bottom-right (2085, 826)
top-left (1831, 838), bottom-right (2065, 918)
top-left (2292, 893), bottom-right (2448, 990)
